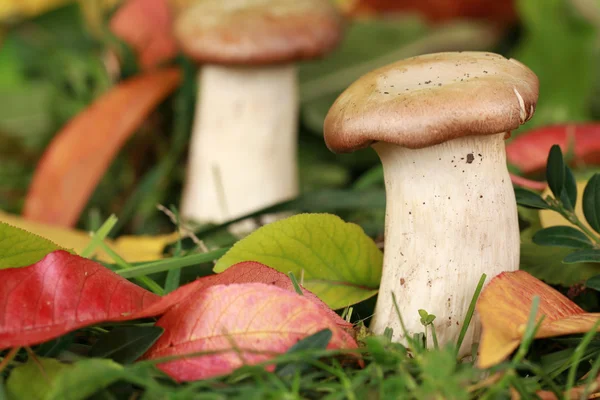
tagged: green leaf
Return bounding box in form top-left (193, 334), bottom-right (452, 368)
top-left (88, 326), bottom-right (164, 364)
top-left (5, 358), bottom-right (68, 400)
top-left (514, 188), bottom-right (551, 209)
top-left (520, 228), bottom-right (600, 285)
top-left (585, 274), bottom-right (600, 291)
top-left (214, 213), bottom-right (383, 309)
top-left (7, 358), bottom-right (124, 400)
top-left (546, 145), bottom-right (566, 199)
top-left (0, 222), bottom-right (66, 269)
top-left (583, 174), bottom-right (600, 234)
top-left (561, 166), bottom-right (578, 211)
top-left (275, 329), bottom-right (332, 378)
top-left (46, 359), bottom-right (124, 400)
top-left (532, 226), bottom-right (593, 249)
top-left (563, 249), bottom-right (600, 264)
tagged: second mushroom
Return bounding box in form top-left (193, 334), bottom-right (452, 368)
top-left (324, 52), bottom-right (539, 354)
top-left (171, 0), bottom-right (345, 233)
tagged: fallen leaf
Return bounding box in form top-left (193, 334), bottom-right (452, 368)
top-left (214, 213), bottom-right (383, 310)
top-left (477, 270), bottom-right (600, 368)
top-left (0, 252), bottom-right (352, 350)
top-left (341, 0), bottom-right (517, 24)
top-left (23, 67), bottom-right (182, 227)
top-left (5, 357), bottom-right (68, 400)
top-left (142, 283), bottom-right (359, 381)
top-left (0, 210), bottom-right (178, 263)
top-left (533, 374), bottom-right (600, 399)
top-left (6, 357), bottom-right (125, 400)
top-left (510, 173), bottom-right (547, 191)
top-left (506, 124), bottom-right (600, 174)
top-left (177, 261), bottom-right (353, 333)
top-left (0, 220), bottom-right (66, 269)
top-left (0, 250), bottom-right (186, 349)
top-left (109, 0), bottom-right (178, 69)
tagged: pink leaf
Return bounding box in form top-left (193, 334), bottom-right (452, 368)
top-left (142, 283), bottom-right (359, 381)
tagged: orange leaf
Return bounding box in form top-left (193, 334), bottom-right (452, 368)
top-left (109, 0), bottom-right (179, 69)
top-left (142, 283), bottom-right (359, 381)
top-left (534, 374), bottom-right (600, 399)
top-left (23, 68), bottom-right (182, 227)
top-left (477, 270), bottom-right (600, 368)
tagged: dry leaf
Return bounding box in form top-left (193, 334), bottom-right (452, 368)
top-left (477, 270), bottom-right (600, 368)
top-left (532, 374), bottom-right (600, 399)
top-left (23, 67), bottom-right (181, 227)
top-left (142, 283), bottom-right (359, 381)
top-left (0, 210), bottom-right (178, 263)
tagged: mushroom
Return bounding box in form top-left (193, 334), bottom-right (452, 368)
top-left (323, 52), bottom-right (539, 353)
top-left (171, 0), bottom-right (345, 233)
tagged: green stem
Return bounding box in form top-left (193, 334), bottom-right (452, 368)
top-left (565, 209), bottom-right (600, 246)
top-left (98, 241), bottom-right (164, 295)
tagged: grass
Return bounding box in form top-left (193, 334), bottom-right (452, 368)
top-left (4, 211), bottom-right (600, 399)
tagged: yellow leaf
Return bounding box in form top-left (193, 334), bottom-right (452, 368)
top-left (477, 270), bottom-right (600, 369)
top-left (539, 181), bottom-right (590, 230)
top-left (0, 210), bottom-right (178, 263)
top-left (0, 0), bottom-right (119, 21)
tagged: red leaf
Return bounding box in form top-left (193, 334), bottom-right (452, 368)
top-left (506, 124), bottom-right (600, 174)
top-left (509, 173), bottom-right (547, 191)
top-left (0, 256), bottom-right (352, 351)
top-left (0, 251), bottom-right (158, 349)
top-left (174, 261), bottom-right (353, 333)
top-left (23, 68), bottom-right (182, 227)
top-left (109, 0), bottom-right (179, 69)
top-left (345, 0), bottom-right (516, 24)
top-left (142, 283), bottom-right (359, 381)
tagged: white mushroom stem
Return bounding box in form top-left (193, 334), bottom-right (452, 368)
top-left (369, 132), bottom-right (520, 355)
top-left (180, 64), bottom-right (299, 233)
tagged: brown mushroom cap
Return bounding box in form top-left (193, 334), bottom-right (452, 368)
top-left (323, 51), bottom-right (540, 153)
top-left (172, 0), bottom-right (345, 65)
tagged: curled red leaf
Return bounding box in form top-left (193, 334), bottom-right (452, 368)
top-left (509, 173), bottom-right (547, 191)
top-left (506, 124), bottom-right (600, 174)
top-left (142, 283), bottom-right (359, 381)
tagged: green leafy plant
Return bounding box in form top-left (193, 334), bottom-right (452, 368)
top-left (516, 144), bottom-right (600, 290)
